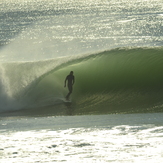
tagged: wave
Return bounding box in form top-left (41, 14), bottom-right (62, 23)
top-left (1, 47), bottom-right (163, 116)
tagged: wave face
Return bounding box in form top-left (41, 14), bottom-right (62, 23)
top-left (1, 47), bottom-right (163, 115)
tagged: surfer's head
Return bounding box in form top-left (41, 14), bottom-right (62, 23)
top-left (70, 71), bottom-right (73, 75)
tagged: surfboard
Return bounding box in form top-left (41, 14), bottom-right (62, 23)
top-left (64, 100), bottom-right (72, 103)
top-left (60, 98), bottom-right (72, 103)
top-left (62, 98), bottom-right (72, 107)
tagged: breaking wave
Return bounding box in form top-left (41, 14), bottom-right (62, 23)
top-left (1, 47), bottom-right (163, 116)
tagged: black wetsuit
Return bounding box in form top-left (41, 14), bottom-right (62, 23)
top-left (65, 74), bottom-right (75, 100)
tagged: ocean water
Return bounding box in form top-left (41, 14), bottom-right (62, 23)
top-left (1, 113), bottom-right (163, 162)
top-left (0, 0), bottom-right (163, 162)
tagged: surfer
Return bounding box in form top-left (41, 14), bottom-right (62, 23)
top-left (64, 71), bottom-right (75, 100)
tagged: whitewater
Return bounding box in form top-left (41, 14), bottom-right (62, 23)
top-left (0, 0), bottom-right (163, 162)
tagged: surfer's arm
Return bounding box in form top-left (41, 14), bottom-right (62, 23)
top-left (64, 76), bottom-right (68, 87)
top-left (72, 76), bottom-right (75, 85)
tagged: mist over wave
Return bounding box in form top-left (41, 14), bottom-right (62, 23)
top-left (1, 0), bottom-right (163, 62)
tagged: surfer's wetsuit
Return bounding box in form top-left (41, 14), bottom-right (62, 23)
top-left (64, 71), bottom-right (75, 100)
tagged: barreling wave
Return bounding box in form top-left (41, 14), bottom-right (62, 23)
top-left (1, 47), bottom-right (163, 116)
